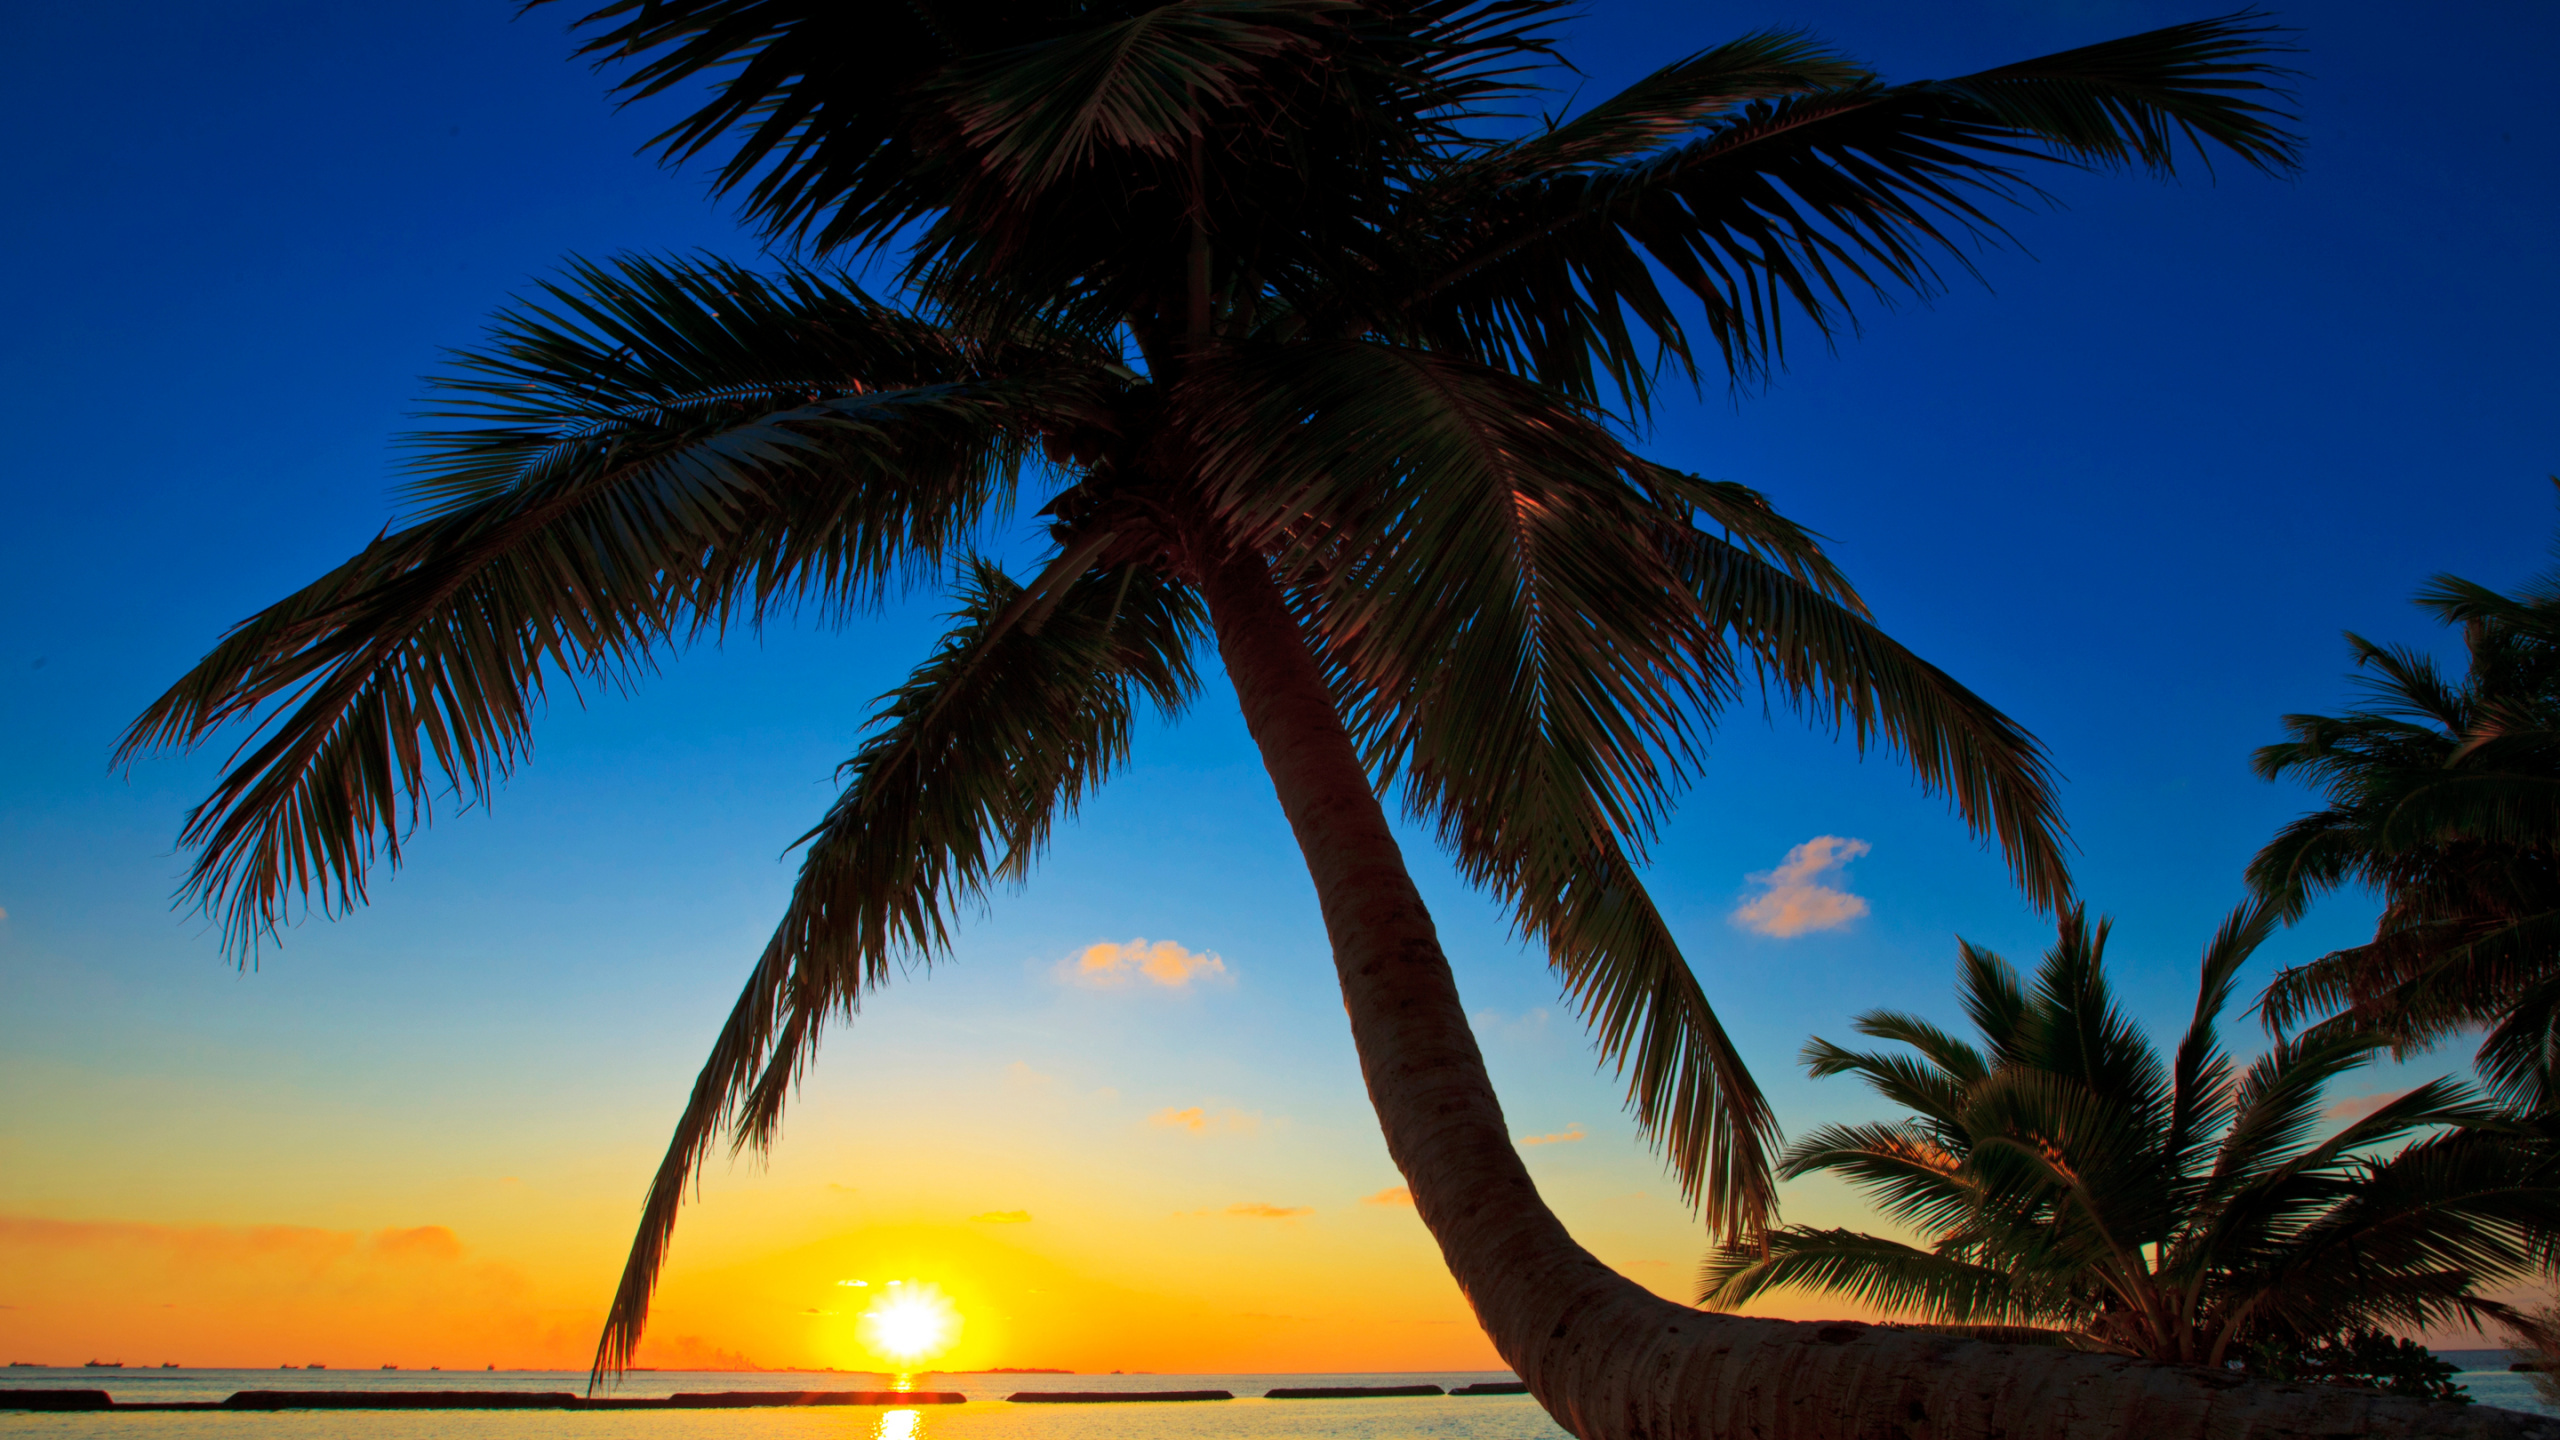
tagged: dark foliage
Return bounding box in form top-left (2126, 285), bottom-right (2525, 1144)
top-left (1703, 905), bottom-right (2560, 1367)
top-left (2238, 1328), bottom-right (2471, 1405)
top-left (2253, 495), bottom-right (2560, 1106)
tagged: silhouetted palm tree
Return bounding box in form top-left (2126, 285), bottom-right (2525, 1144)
top-left (2254, 522), bottom-right (2560, 1105)
top-left (121, 4), bottom-right (2502, 1434)
top-left (1704, 905), bottom-right (2560, 1377)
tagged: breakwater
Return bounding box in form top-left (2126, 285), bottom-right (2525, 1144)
top-left (3, 1388), bottom-right (967, 1412)
top-left (4, 1381), bottom-right (1540, 1412)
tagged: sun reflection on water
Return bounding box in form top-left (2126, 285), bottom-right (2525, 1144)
top-left (873, 1407), bottom-right (923, 1440)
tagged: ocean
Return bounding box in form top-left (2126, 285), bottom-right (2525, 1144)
top-left (5, 1360), bottom-right (2552, 1436)
top-left (0, 1370), bottom-right (1568, 1439)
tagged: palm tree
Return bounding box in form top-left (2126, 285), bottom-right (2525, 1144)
top-left (121, 3), bottom-right (2524, 1433)
top-left (1704, 904), bottom-right (2560, 1380)
top-left (2252, 524), bottom-right (2560, 1106)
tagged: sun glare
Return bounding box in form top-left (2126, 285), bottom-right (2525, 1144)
top-left (859, 1281), bottom-right (960, 1366)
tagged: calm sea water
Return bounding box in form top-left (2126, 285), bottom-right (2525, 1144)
top-left (5, 1360), bottom-right (2551, 1436)
top-left (0, 1370), bottom-right (1568, 1440)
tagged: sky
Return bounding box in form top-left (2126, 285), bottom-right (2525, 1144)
top-left (3, 0), bottom-right (2557, 1374)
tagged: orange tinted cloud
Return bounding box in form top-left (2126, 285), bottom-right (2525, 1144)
top-left (1226, 1203), bottom-right (1313, 1219)
top-left (2322, 1088), bottom-right (2412, 1123)
top-left (0, 1214), bottom-right (565, 1369)
top-left (0, 1216), bottom-right (467, 1270)
top-left (1519, 1124), bottom-right (1587, 1147)
top-left (1731, 836), bottom-right (1872, 938)
top-left (1148, 1105), bottom-right (1260, 1135)
top-left (1362, 1186), bottom-right (1414, 1207)
top-left (1064, 939), bottom-right (1231, 989)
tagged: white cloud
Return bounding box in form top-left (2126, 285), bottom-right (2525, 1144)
top-left (1730, 836), bottom-right (1871, 938)
top-left (1060, 937), bottom-right (1231, 988)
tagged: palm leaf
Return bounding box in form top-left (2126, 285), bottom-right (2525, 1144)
top-left (2164, 902), bottom-right (2271, 1189)
top-left (118, 256), bottom-right (1084, 954)
top-left (1667, 527), bottom-right (2071, 909)
top-left (1801, 1030), bottom-right (1977, 1134)
top-left (922, 0), bottom-right (1347, 190)
top-left (1777, 1119), bottom-right (1979, 1240)
top-left (591, 555), bottom-right (1202, 1380)
top-left (1699, 1226), bottom-right (2041, 1329)
top-left (1387, 14), bottom-right (2298, 402)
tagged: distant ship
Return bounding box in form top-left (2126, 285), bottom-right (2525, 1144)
top-left (308, 1363), bottom-right (327, 1370)
top-left (382, 1364), bottom-right (399, 1371)
top-left (7, 1362), bottom-right (38, 1368)
top-left (82, 1361), bottom-right (122, 1369)
top-left (161, 1363), bottom-right (179, 1369)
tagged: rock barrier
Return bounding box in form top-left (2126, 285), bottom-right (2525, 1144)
top-left (1008, 1390), bottom-right (1234, 1403)
top-left (2, 1388), bottom-right (966, 1412)
top-left (1265, 1384), bottom-right (1445, 1398)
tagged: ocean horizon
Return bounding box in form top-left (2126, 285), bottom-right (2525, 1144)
top-left (6, 1360), bottom-right (2554, 1435)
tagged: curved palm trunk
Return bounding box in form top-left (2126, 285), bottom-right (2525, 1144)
top-left (1196, 547), bottom-right (2552, 1440)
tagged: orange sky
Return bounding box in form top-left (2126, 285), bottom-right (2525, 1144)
top-left (1, 931), bottom-right (1897, 1371)
top-left (1, 922), bottom-right (2494, 1370)
top-left (0, 1039), bottom-right (1883, 1372)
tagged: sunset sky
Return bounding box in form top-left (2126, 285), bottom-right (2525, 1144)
top-left (4, 0), bottom-right (2558, 1372)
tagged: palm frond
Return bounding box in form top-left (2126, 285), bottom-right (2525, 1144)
top-left (556, 0), bottom-right (965, 253)
top-left (1498, 31), bottom-right (1869, 175)
top-left (591, 556), bottom-right (1202, 1381)
top-left (118, 255), bottom-right (1084, 955)
top-left (1699, 1226), bottom-right (2042, 1329)
top-left (1777, 1120), bottom-right (1979, 1240)
top-left (1386, 14), bottom-right (2298, 402)
top-left (1920, 13), bottom-right (2298, 176)
top-left (2218, 1127), bottom-right (2560, 1345)
top-left (1504, 820), bottom-right (1779, 1241)
top-left (2166, 901), bottom-right (2272, 1184)
top-left (922, 0), bottom-right (1348, 191)
top-left (2205, 1031), bottom-right (2389, 1196)
top-left (1667, 529), bottom-right (2072, 910)
top-left (1841, 1012), bottom-right (1991, 1088)
top-left (1955, 939), bottom-right (2032, 1061)
top-left (1801, 1033), bottom-right (1976, 1133)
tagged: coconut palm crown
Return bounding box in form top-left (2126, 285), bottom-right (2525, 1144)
top-left (119, 1), bottom-right (2315, 1420)
top-left (2253, 514), bottom-right (2560, 1105)
top-left (1702, 904), bottom-right (2560, 1368)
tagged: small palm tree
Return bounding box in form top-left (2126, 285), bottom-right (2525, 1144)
top-left (121, 2), bottom-right (2523, 1433)
top-left (1703, 904), bottom-right (2560, 1374)
top-left (2252, 517), bottom-right (2560, 1105)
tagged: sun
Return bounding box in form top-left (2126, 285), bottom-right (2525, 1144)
top-left (858, 1282), bottom-right (960, 1368)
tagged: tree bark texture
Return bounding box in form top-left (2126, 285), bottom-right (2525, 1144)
top-left (1195, 546), bottom-right (2559, 1440)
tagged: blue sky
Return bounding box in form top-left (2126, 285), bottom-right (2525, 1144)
top-left (3, 0), bottom-right (2558, 1367)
